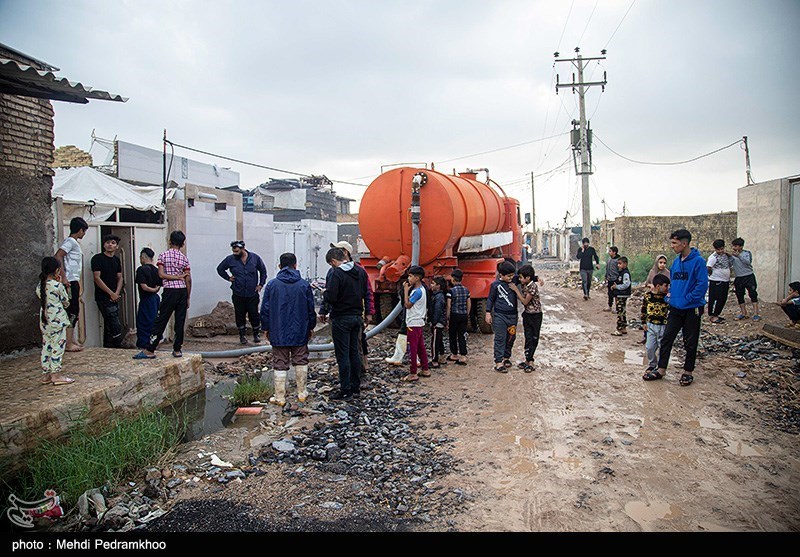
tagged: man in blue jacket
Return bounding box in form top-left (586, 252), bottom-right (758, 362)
top-left (645, 229), bottom-right (708, 386)
top-left (260, 252), bottom-right (316, 406)
top-left (217, 240), bottom-right (268, 345)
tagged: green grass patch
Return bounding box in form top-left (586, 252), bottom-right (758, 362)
top-left (627, 254), bottom-right (655, 283)
top-left (232, 376), bottom-right (273, 407)
top-left (16, 409), bottom-right (184, 506)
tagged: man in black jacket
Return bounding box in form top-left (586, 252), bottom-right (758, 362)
top-left (576, 237), bottom-right (600, 300)
top-left (323, 247), bottom-right (368, 400)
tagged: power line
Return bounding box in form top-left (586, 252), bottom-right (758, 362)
top-left (577, 0), bottom-right (600, 47)
top-left (604, 0), bottom-right (637, 50)
top-left (595, 134), bottom-right (744, 166)
top-left (164, 139), bottom-right (370, 187)
top-left (434, 131), bottom-right (570, 164)
top-left (556, 0), bottom-right (576, 53)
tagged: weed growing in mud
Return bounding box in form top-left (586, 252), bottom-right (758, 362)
top-left (232, 375), bottom-right (273, 406)
top-left (17, 409), bottom-right (184, 506)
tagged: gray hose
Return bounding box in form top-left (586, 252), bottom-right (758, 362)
top-left (196, 181), bottom-right (422, 359)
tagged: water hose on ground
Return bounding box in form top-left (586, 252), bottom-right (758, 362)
top-left (194, 172), bottom-right (425, 358)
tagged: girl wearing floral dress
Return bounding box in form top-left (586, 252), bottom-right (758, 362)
top-left (37, 257), bottom-right (75, 385)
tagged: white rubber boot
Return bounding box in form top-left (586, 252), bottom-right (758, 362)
top-left (295, 365), bottom-right (309, 403)
top-left (269, 370), bottom-right (287, 406)
top-left (385, 334), bottom-right (407, 365)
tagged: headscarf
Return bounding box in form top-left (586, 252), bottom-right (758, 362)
top-left (646, 254), bottom-right (670, 285)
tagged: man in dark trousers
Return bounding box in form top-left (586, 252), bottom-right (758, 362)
top-left (604, 246), bottom-right (620, 312)
top-left (323, 247), bottom-right (368, 400)
top-left (576, 237), bottom-right (600, 300)
top-left (217, 240), bottom-right (268, 344)
top-left (260, 252), bottom-right (316, 406)
top-left (325, 240), bottom-right (374, 375)
top-left (133, 230), bottom-right (191, 360)
top-left (91, 234), bottom-right (124, 348)
top-left (646, 229), bottom-right (708, 387)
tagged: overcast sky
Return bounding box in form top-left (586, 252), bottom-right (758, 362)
top-left (1, 0), bottom-right (798, 230)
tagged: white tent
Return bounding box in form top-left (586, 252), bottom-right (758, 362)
top-left (53, 166), bottom-right (170, 221)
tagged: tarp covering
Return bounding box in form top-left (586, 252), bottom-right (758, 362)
top-left (53, 167), bottom-right (168, 221)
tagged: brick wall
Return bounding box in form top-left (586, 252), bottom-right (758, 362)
top-left (594, 212), bottom-right (738, 259)
top-left (53, 145), bottom-right (93, 168)
top-left (0, 48), bottom-right (57, 353)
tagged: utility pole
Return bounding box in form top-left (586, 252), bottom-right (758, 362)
top-left (555, 47), bottom-right (607, 241)
top-left (743, 135), bottom-right (754, 185)
top-left (530, 171), bottom-right (536, 253)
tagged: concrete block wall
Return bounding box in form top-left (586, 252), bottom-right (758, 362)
top-left (0, 47), bottom-right (57, 352)
top-left (737, 179), bottom-right (791, 302)
top-left (596, 212), bottom-right (738, 259)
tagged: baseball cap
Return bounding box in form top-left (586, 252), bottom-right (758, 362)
top-left (330, 240), bottom-right (353, 254)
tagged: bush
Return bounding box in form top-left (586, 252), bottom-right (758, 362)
top-left (20, 409), bottom-right (184, 506)
top-left (232, 376), bottom-right (273, 407)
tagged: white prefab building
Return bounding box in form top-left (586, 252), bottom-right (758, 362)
top-left (273, 220), bottom-right (338, 282)
top-left (52, 167), bottom-right (168, 348)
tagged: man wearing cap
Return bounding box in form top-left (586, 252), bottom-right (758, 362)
top-left (321, 241), bottom-right (374, 374)
top-left (217, 240), bottom-right (268, 344)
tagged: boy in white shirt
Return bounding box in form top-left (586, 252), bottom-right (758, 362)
top-left (54, 217), bottom-right (88, 352)
top-left (706, 239), bottom-right (731, 324)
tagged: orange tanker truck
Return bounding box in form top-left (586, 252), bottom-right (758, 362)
top-left (358, 166), bottom-right (522, 333)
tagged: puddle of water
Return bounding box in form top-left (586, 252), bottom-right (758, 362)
top-left (608, 350), bottom-right (643, 365)
top-left (724, 441), bottom-right (762, 457)
top-left (541, 320), bottom-right (584, 334)
top-left (165, 378), bottom-right (238, 442)
top-left (510, 457), bottom-right (539, 474)
top-left (687, 417), bottom-right (724, 430)
top-left (501, 435), bottom-right (536, 449)
top-left (547, 444), bottom-right (583, 468)
top-left (624, 501), bottom-right (682, 529)
top-left (697, 521), bottom-right (739, 532)
top-left (624, 350), bottom-right (643, 365)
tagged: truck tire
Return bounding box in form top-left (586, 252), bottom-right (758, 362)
top-left (475, 298), bottom-right (493, 334)
top-left (378, 293), bottom-right (401, 329)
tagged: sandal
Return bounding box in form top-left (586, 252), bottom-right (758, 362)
top-left (446, 355), bottom-right (459, 362)
top-left (734, 314), bottom-right (747, 320)
top-left (172, 351), bottom-right (183, 358)
top-left (455, 360), bottom-right (468, 366)
top-left (642, 370), bottom-right (664, 381)
top-left (419, 369), bottom-right (432, 377)
top-left (752, 315), bottom-right (761, 322)
top-left (40, 376), bottom-right (52, 384)
top-left (52, 377), bottom-right (76, 386)
top-left (503, 359), bottom-right (512, 368)
top-left (521, 363), bottom-right (534, 373)
top-left (401, 374), bottom-right (419, 382)
top-left (611, 330), bottom-right (624, 336)
top-left (679, 373), bottom-right (694, 386)
top-left (494, 364), bottom-right (508, 374)
top-left (430, 362), bottom-right (441, 369)
top-left (132, 351), bottom-right (156, 360)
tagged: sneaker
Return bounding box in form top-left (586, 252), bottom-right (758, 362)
top-left (253, 332), bottom-right (262, 343)
top-left (329, 390), bottom-right (352, 400)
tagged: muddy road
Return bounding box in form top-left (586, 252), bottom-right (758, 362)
top-left (411, 271), bottom-right (800, 531)
top-left (138, 270), bottom-right (799, 533)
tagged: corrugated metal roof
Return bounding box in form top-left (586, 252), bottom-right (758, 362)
top-left (0, 58), bottom-right (127, 104)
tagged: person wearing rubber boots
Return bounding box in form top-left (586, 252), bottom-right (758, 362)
top-left (260, 252), bottom-right (316, 406)
top-left (217, 240), bottom-right (268, 344)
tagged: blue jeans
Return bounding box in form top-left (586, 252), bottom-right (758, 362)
top-left (492, 312), bottom-right (517, 363)
top-left (136, 294), bottom-right (160, 349)
top-left (331, 314), bottom-right (363, 393)
top-left (645, 323), bottom-right (666, 370)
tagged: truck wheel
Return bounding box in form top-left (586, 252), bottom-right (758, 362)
top-left (475, 299), bottom-right (493, 334)
top-left (378, 293), bottom-right (401, 329)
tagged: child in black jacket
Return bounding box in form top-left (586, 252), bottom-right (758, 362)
top-left (429, 277), bottom-right (448, 368)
